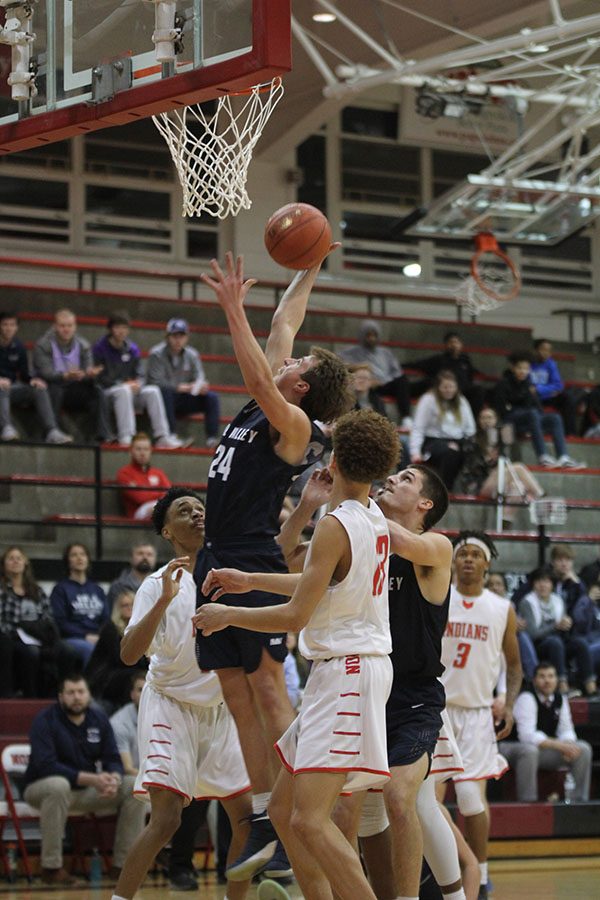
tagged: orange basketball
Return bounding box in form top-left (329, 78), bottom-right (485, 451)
top-left (264, 203), bottom-right (332, 270)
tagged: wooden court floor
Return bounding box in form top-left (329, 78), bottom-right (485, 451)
top-left (1, 859), bottom-right (599, 900)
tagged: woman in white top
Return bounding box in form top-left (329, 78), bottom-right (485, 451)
top-left (409, 370), bottom-right (476, 489)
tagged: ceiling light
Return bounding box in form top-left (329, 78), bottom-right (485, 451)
top-left (313, 12), bottom-right (337, 22)
top-left (529, 43), bottom-right (549, 53)
top-left (403, 263), bottom-right (421, 278)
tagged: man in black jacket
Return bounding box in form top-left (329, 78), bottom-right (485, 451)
top-left (23, 675), bottom-right (145, 885)
top-left (0, 311), bottom-right (72, 443)
top-left (410, 332), bottom-right (486, 416)
top-left (490, 351), bottom-right (583, 468)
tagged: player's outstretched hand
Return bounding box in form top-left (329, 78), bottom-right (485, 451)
top-left (200, 251), bottom-right (257, 312)
top-left (301, 467), bottom-right (333, 511)
top-left (202, 567), bottom-right (252, 600)
top-left (192, 602), bottom-right (230, 636)
top-left (160, 557), bottom-right (190, 605)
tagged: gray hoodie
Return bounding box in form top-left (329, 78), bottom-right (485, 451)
top-left (340, 319), bottom-right (403, 384)
top-left (33, 327), bottom-right (93, 383)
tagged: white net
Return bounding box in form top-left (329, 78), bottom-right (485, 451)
top-left (153, 77), bottom-right (285, 219)
top-left (455, 254), bottom-right (518, 317)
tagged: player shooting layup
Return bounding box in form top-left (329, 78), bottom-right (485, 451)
top-left (195, 251), bottom-right (353, 878)
top-left (195, 408), bottom-right (401, 900)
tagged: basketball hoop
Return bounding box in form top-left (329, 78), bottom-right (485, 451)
top-left (153, 76), bottom-right (285, 219)
top-left (455, 232), bottom-right (521, 317)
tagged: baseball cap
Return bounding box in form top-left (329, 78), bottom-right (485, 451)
top-left (166, 318), bottom-right (189, 334)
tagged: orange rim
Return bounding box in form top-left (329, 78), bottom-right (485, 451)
top-left (218, 75), bottom-right (283, 97)
top-left (471, 233), bottom-right (521, 302)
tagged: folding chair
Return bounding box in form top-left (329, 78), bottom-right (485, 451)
top-left (0, 743), bottom-right (38, 881)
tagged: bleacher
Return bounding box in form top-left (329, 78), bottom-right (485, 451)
top-left (1, 256), bottom-right (600, 872)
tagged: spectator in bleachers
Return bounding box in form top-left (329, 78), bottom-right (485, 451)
top-left (579, 545), bottom-right (600, 593)
top-left (32, 308), bottom-right (111, 442)
top-left (348, 363), bottom-right (410, 468)
top-left (87, 587), bottom-right (147, 712)
top-left (0, 546), bottom-right (66, 697)
top-left (499, 662), bottom-right (592, 802)
top-left (116, 432), bottom-right (172, 520)
top-left (530, 338), bottom-right (585, 437)
top-left (490, 351), bottom-right (584, 469)
top-left (92, 310), bottom-right (184, 448)
top-left (519, 566), bottom-right (597, 697)
top-left (409, 369), bottom-right (476, 489)
top-left (107, 539), bottom-right (157, 609)
top-left (340, 319), bottom-right (413, 427)
top-left (110, 670), bottom-right (146, 776)
top-left (0, 311), bottom-right (72, 444)
top-left (23, 673), bottom-right (146, 886)
top-left (50, 542), bottom-right (109, 668)
top-left (409, 330), bottom-right (486, 416)
top-left (459, 407), bottom-right (544, 526)
top-left (487, 570), bottom-right (539, 681)
top-left (147, 317), bottom-right (220, 449)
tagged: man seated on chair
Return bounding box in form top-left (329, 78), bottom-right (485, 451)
top-left (22, 674), bottom-right (146, 886)
top-left (499, 662), bottom-right (593, 802)
top-left (116, 432), bottom-right (172, 520)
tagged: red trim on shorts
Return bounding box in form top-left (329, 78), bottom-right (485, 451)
top-left (275, 743), bottom-right (294, 774)
top-left (151, 739), bottom-right (172, 745)
top-left (333, 731), bottom-right (362, 736)
top-left (148, 754), bottom-right (172, 760)
top-left (194, 785), bottom-right (253, 801)
top-left (339, 692), bottom-right (360, 697)
top-left (431, 766), bottom-right (464, 775)
top-left (152, 723), bottom-right (172, 729)
top-left (432, 753), bottom-right (454, 759)
top-left (292, 766), bottom-right (391, 777)
top-left (137, 782), bottom-right (191, 801)
top-left (453, 763), bottom-right (509, 782)
top-left (337, 711), bottom-right (360, 716)
top-left (437, 736), bottom-right (449, 741)
top-left (146, 768), bottom-right (170, 775)
top-left (329, 750), bottom-right (360, 756)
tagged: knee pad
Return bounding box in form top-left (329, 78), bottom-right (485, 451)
top-left (454, 779), bottom-right (485, 817)
top-left (357, 791), bottom-right (389, 838)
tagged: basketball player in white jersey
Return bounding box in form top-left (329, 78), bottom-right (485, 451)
top-left (440, 531), bottom-right (522, 900)
top-left (195, 408), bottom-right (400, 900)
top-left (111, 488), bottom-right (252, 900)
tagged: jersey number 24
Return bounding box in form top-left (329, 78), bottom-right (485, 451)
top-left (208, 446), bottom-right (236, 482)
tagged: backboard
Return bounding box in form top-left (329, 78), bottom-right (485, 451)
top-left (0, 0), bottom-right (291, 154)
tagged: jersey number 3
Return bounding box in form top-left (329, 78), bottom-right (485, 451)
top-left (452, 642), bottom-right (472, 669)
top-left (208, 446), bottom-right (236, 482)
top-left (372, 534), bottom-right (389, 597)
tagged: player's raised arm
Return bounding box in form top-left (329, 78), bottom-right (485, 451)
top-left (264, 244), bottom-right (339, 373)
top-left (277, 467), bottom-right (333, 572)
top-left (194, 514), bottom-right (348, 636)
top-left (120, 557), bottom-right (189, 664)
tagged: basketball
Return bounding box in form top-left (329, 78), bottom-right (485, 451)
top-left (264, 203), bottom-right (332, 269)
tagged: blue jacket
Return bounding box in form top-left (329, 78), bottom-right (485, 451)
top-left (24, 703), bottom-right (123, 788)
top-left (50, 578), bottom-right (109, 639)
top-left (530, 358), bottom-right (563, 401)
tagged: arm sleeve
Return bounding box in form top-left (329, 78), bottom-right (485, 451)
top-left (28, 715), bottom-right (80, 786)
top-left (513, 692), bottom-right (547, 746)
top-left (409, 394), bottom-right (431, 458)
top-left (32, 342), bottom-right (62, 383)
top-left (461, 398), bottom-right (476, 438)
top-left (190, 348), bottom-right (206, 383)
top-left (18, 345), bottom-right (31, 383)
top-left (146, 351), bottom-right (166, 386)
top-left (101, 718), bottom-right (125, 776)
top-left (382, 348), bottom-right (402, 380)
top-left (556, 698), bottom-right (577, 742)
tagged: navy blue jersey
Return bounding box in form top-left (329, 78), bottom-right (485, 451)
top-left (204, 400), bottom-right (326, 543)
top-left (389, 554), bottom-right (450, 683)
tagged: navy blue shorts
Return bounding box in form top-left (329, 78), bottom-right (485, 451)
top-left (385, 679), bottom-right (445, 769)
top-left (194, 540), bottom-right (289, 674)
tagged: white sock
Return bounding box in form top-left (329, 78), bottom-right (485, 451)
top-left (443, 890), bottom-right (466, 900)
top-left (479, 861), bottom-right (488, 885)
top-left (111, 895), bottom-right (128, 900)
top-left (252, 792), bottom-right (271, 815)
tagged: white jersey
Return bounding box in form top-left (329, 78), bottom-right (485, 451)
top-left (440, 586), bottom-right (510, 709)
top-left (126, 565), bottom-right (222, 708)
top-left (299, 498), bottom-right (392, 660)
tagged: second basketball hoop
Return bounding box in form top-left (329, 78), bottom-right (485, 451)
top-left (455, 232), bottom-right (521, 317)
